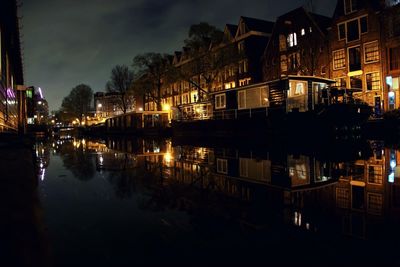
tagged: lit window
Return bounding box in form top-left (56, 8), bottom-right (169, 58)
top-left (280, 55), bottom-right (288, 72)
top-left (239, 78), bottom-right (251, 87)
top-left (279, 35), bottom-right (287, 51)
top-left (301, 28), bottom-right (305, 36)
top-left (333, 49), bottom-right (346, 70)
top-left (334, 77), bottom-right (347, 88)
top-left (364, 41), bottom-right (379, 63)
top-left (215, 94), bottom-right (226, 109)
top-left (366, 72), bottom-right (381, 91)
top-left (287, 33), bottom-right (297, 47)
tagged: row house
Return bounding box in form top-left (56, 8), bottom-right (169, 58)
top-left (0, 0), bottom-right (24, 132)
top-left (262, 7), bottom-right (333, 113)
top-left (152, 16), bottom-right (274, 120)
top-left (329, 0), bottom-right (385, 114)
top-left (382, 1), bottom-right (400, 110)
top-left (94, 91), bottom-right (135, 119)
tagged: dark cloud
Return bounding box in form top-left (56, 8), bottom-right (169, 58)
top-left (22, 0), bottom-right (336, 111)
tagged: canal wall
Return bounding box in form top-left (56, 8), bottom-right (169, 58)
top-left (0, 134), bottom-right (50, 267)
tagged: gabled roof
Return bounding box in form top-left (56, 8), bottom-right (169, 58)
top-left (173, 51), bottom-right (182, 64)
top-left (225, 24), bottom-right (238, 38)
top-left (240, 16), bottom-right (274, 33)
top-left (309, 12), bottom-right (331, 33)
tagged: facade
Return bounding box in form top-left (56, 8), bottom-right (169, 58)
top-left (381, 1), bottom-right (400, 110)
top-left (329, 0), bottom-right (385, 113)
top-left (0, 0), bottom-right (24, 132)
top-left (94, 91), bottom-right (135, 120)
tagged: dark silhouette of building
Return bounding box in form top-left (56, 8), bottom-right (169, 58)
top-left (0, 0), bottom-right (24, 132)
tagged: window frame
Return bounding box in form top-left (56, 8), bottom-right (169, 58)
top-left (333, 49), bottom-right (346, 70)
top-left (364, 40), bottom-right (379, 64)
top-left (215, 93), bottom-right (226, 109)
top-left (348, 45), bottom-right (362, 73)
top-left (365, 71), bottom-right (381, 91)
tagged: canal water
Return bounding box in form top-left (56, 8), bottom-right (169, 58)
top-left (34, 137), bottom-right (400, 265)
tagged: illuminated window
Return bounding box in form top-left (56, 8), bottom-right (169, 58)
top-left (301, 28), bottom-right (305, 36)
top-left (216, 159), bottom-right (228, 174)
top-left (279, 35), bottom-right (287, 51)
top-left (287, 32), bottom-right (297, 47)
top-left (239, 78), bottom-right (251, 87)
top-left (280, 55), bottom-right (288, 72)
top-left (366, 72), bottom-right (381, 91)
top-left (367, 165), bottom-right (383, 184)
top-left (334, 77), bottom-right (347, 88)
top-left (333, 49), bottom-right (346, 70)
top-left (215, 94), bottom-right (226, 109)
top-left (364, 41), bottom-right (379, 63)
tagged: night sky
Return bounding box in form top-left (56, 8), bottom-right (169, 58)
top-left (22, 0), bottom-right (336, 111)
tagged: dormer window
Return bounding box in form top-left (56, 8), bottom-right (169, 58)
top-left (287, 33), bottom-right (297, 47)
top-left (344, 0), bottom-right (357, 15)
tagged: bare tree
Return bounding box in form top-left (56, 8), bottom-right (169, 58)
top-left (106, 65), bottom-right (135, 114)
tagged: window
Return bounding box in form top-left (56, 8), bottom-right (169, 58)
top-left (390, 46), bottom-right (400, 71)
top-left (367, 193), bottom-right (383, 215)
top-left (333, 49), bottom-right (346, 70)
top-left (336, 188), bottom-right (350, 208)
top-left (347, 19), bottom-right (360, 42)
top-left (338, 23), bottom-right (346, 40)
top-left (289, 81), bottom-right (307, 96)
top-left (350, 75), bottom-right (362, 89)
top-left (280, 55), bottom-right (288, 72)
top-left (360, 16), bottom-right (368, 34)
top-left (239, 78), bottom-right (251, 87)
top-left (239, 158), bottom-right (249, 177)
top-left (287, 32), bottom-right (297, 47)
top-left (238, 41), bottom-right (245, 53)
top-left (344, 0), bottom-right (357, 14)
top-left (288, 53), bottom-right (300, 71)
top-left (348, 46), bottom-right (361, 72)
top-left (366, 72), bottom-right (381, 91)
top-left (279, 35), bottom-right (287, 51)
top-left (238, 90), bottom-right (246, 109)
top-left (244, 60), bottom-right (248, 73)
top-left (301, 28), bottom-right (305, 36)
top-left (364, 41), bottom-right (379, 63)
top-left (224, 82), bottom-right (235, 89)
top-left (216, 159), bottom-right (228, 174)
top-left (215, 94), bottom-right (226, 109)
top-left (367, 165), bottom-right (383, 184)
top-left (335, 77), bottom-right (347, 88)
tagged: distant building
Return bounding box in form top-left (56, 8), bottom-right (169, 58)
top-left (94, 91), bottom-right (135, 120)
top-left (0, 0), bottom-right (24, 132)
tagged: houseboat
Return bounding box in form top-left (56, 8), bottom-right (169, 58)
top-left (172, 75), bottom-right (372, 139)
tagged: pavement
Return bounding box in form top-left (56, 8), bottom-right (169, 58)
top-left (0, 134), bottom-right (51, 267)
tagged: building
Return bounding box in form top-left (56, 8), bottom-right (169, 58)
top-left (0, 0), bottom-right (24, 132)
top-left (145, 16), bottom-right (274, 121)
top-left (329, 0), bottom-right (385, 114)
top-left (94, 91), bottom-right (135, 121)
top-left (381, 1), bottom-right (400, 110)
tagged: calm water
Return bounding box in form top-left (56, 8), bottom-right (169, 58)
top-left (34, 137), bottom-right (400, 266)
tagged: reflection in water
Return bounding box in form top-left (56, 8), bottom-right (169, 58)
top-left (36, 137), bottom-right (400, 264)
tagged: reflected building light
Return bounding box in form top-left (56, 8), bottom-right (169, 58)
top-left (164, 152), bottom-right (172, 165)
top-left (40, 168), bottom-right (46, 181)
top-left (294, 211), bottom-right (302, 227)
top-left (389, 172), bottom-right (395, 183)
top-left (391, 160), bottom-right (397, 169)
top-left (99, 155), bottom-right (104, 165)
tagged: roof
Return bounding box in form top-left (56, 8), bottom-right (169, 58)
top-left (241, 16), bottom-right (274, 33)
top-left (225, 24), bottom-right (238, 37)
top-left (309, 12), bottom-right (331, 33)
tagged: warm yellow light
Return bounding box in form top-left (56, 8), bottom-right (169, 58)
top-left (162, 104), bottom-right (171, 111)
top-left (164, 152), bottom-right (172, 164)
